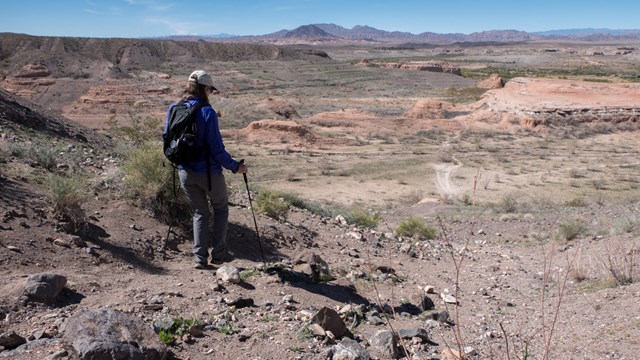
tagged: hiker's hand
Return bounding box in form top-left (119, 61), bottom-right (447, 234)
top-left (237, 163), bottom-right (248, 174)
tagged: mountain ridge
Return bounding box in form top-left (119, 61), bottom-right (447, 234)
top-left (205, 24), bottom-right (640, 44)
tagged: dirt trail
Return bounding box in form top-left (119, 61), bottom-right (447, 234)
top-left (433, 156), bottom-right (462, 200)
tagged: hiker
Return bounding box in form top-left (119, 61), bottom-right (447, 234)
top-left (165, 70), bottom-right (248, 269)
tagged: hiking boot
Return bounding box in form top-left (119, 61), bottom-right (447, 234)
top-left (194, 262), bottom-right (207, 269)
top-left (211, 251), bottom-right (234, 265)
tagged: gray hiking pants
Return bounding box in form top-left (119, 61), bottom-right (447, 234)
top-left (178, 169), bottom-right (229, 264)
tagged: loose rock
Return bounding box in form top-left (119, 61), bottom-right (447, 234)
top-left (22, 273), bottom-right (67, 304)
top-left (63, 309), bottom-right (166, 360)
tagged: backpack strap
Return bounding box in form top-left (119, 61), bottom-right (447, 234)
top-left (189, 101), bottom-right (212, 192)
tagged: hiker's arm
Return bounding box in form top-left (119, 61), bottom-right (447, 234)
top-left (205, 109), bottom-right (240, 171)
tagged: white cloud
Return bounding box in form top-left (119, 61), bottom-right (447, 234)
top-left (145, 17), bottom-right (195, 35)
top-left (124, 0), bottom-right (174, 12)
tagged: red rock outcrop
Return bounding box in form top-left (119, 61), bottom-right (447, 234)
top-left (478, 73), bottom-right (504, 89)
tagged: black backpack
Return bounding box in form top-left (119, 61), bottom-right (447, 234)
top-left (163, 101), bottom-right (206, 165)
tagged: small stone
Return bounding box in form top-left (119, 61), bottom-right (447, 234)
top-left (216, 265), bottom-right (241, 284)
top-left (188, 326), bottom-right (204, 337)
top-left (53, 239), bottom-right (71, 248)
top-left (237, 331), bottom-right (252, 342)
top-left (441, 293), bottom-right (458, 304)
top-left (424, 286), bottom-right (436, 294)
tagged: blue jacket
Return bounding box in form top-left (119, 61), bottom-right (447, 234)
top-left (164, 98), bottom-right (239, 173)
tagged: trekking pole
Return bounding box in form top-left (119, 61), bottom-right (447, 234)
top-left (239, 160), bottom-right (267, 267)
top-left (161, 165), bottom-right (178, 260)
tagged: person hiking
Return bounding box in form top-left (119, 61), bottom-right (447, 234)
top-left (164, 70), bottom-right (248, 269)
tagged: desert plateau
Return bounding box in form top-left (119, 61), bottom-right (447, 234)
top-left (1, 29), bottom-right (640, 360)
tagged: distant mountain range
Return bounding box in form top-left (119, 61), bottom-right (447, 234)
top-left (167, 24), bottom-right (640, 44)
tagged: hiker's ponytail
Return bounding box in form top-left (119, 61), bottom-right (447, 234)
top-left (179, 82), bottom-right (209, 104)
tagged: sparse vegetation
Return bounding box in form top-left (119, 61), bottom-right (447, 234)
top-left (564, 197), bottom-right (586, 207)
top-left (45, 173), bottom-right (87, 227)
top-left (240, 268), bottom-right (261, 282)
top-left (396, 217), bottom-right (436, 240)
top-left (558, 219), bottom-right (586, 241)
top-left (496, 194), bottom-right (517, 213)
top-left (603, 240), bottom-right (638, 286)
top-left (155, 317), bottom-right (204, 345)
top-left (255, 188), bottom-right (291, 220)
top-left (345, 208), bottom-right (381, 228)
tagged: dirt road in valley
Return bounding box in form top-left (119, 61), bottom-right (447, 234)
top-left (433, 156), bottom-right (462, 200)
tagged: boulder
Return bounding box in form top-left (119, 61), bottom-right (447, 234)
top-left (0, 331), bottom-right (27, 350)
top-left (22, 273), bottom-right (67, 303)
top-left (369, 330), bottom-right (399, 359)
top-left (310, 307), bottom-right (350, 339)
top-left (329, 337), bottom-right (370, 360)
top-left (63, 309), bottom-right (167, 360)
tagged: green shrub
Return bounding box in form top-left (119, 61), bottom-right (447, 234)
top-left (240, 268), bottom-right (261, 282)
top-left (558, 219), bottom-right (586, 241)
top-left (9, 143), bottom-right (27, 158)
top-left (346, 208), bottom-right (381, 228)
top-left (155, 317), bottom-right (204, 345)
top-left (280, 192), bottom-right (338, 218)
top-left (255, 189), bottom-right (291, 220)
top-left (396, 217), bottom-right (436, 240)
top-left (122, 143), bottom-right (168, 200)
top-left (0, 142), bottom-right (8, 164)
top-left (29, 146), bottom-right (59, 170)
top-left (45, 173), bottom-right (87, 230)
top-left (7, 142), bottom-right (59, 170)
top-left (46, 173), bottom-right (86, 215)
top-left (121, 143), bottom-right (192, 229)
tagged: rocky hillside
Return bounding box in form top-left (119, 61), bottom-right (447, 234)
top-left (0, 87), bottom-right (111, 147)
top-left (0, 33), bottom-right (330, 77)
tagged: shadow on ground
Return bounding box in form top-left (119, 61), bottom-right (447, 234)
top-left (80, 223), bottom-right (168, 275)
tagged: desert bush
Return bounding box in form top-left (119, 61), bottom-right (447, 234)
top-left (345, 208), bottom-right (381, 228)
top-left (613, 216), bottom-right (639, 234)
top-left (558, 219), bottom-right (586, 241)
top-left (0, 141), bottom-right (8, 164)
top-left (401, 190), bottom-right (424, 205)
top-left (603, 240), bottom-right (638, 286)
top-left (564, 197), bottom-right (586, 207)
top-left (496, 194), bottom-right (517, 213)
top-left (28, 146), bottom-right (58, 170)
top-left (45, 173), bottom-right (87, 230)
top-left (396, 217), bottom-right (436, 240)
top-left (120, 143), bottom-right (192, 228)
top-left (255, 189), bottom-right (291, 220)
top-left (46, 173), bottom-right (86, 214)
top-left (107, 113), bottom-right (163, 146)
top-left (122, 143), bottom-right (168, 200)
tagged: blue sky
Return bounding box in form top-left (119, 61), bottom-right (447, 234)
top-left (2, 0), bottom-right (639, 38)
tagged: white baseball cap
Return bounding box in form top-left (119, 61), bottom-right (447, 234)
top-left (188, 70), bottom-right (217, 91)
